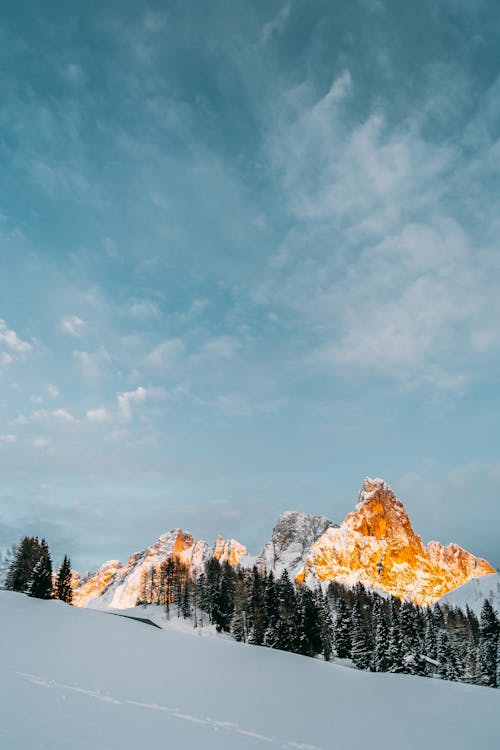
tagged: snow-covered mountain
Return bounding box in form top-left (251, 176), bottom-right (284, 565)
top-left (1, 591), bottom-right (499, 750)
top-left (73, 530), bottom-right (252, 609)
top-left (73, 477), bottom-right (494, 609)
top-left (440, 572), bottom-right (500, 614)
top-left (255, 510), bottom-right (336, 579)
top-left (297, 478), bottom-right (494, 605)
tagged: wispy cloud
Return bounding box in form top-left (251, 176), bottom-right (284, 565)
top-left (0, 319), bottom-right (31, 365)
top-left (258, 67), bottom-right (500, 390)
top-left (116, 386), bottom-right (165, 420)
top-left (146, 338), bottom-right (184, 368)
top-left (74, 347), bottom-right (111, 377)
top-left (60, 315), bottom-right (85, 335)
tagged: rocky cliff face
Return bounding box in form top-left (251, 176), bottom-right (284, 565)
top-left (73, 477), bottom-right (494, 609)
top-left (73, 530), bottom-right (250, 609)
top-left (296, 478), bottom-right (494, 605)
top-left (255, 511), bottom-right (337, 579)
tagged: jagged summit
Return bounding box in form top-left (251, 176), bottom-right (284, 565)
top-left (296, 479), bottom-right (494, 605)
top-left (73, 529), bottom-right (250, 609)
top-left (72, 478), bottom-right (494, 609)
top-left (255, 510), bottom-right (337, 580)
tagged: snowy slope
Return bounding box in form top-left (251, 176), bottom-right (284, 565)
top-left (440, 572), bottom-right (500, 614)
top-left (0, 592), bottom-right (499, 750)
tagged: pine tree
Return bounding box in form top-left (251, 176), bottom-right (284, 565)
top-left (27, 545), bottom-right (53, 601)
top-left (212, 562), bottom-right (235, 632)
top-left (398, 602), bottom-right (426, 675)
top-left (264, 571), bottom-right (279, 647)
top-left (5, 536), bottom-right (43, 593)
top-left (478, 599), bottom-right (499, 688)
top-left (351, 601), bottom-right (372, 670)
top-left (231, 578), bottom-right (249, 642)
top-left (386, 621), bottom-right (403, 672)
top-left (181, 579), bottom-right (192, 619)
top-left (463, 638), bottom-right (479, 684)
top-left (0, 545), bottom-right (16, 589)
top-left (55, 555), bottom-right (73, 604)
top-left (248, 567), bottom-right (266, 646)
top-left (372, 598), bottom-right (390, 672)
top-left (274, 570), bottom-right (298, 652)
top-left (296, 587), bottom-right (323, 657)
top-left (334, 597), bottom-right (352, 658)
top-left (316, 589), bottom-right (334, 661)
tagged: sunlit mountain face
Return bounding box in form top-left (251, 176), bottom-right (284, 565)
top-left (296, 478), bottom-right (494, 605)
top-left (72, 478), bottom-right (493, 609)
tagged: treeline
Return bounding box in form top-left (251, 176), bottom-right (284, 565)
top-left (139, 557), bottom-right (500, 689)
top-left (0, 536), bottom-right (73, 604)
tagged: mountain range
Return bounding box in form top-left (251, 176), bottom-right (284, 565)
top-left (73, 477), bottom-right (494, 608)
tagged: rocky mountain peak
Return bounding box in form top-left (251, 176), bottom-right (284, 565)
top-left (256, 511), bottom-right (337, 580)
top-left (297, 479), bottom-right (494, 604)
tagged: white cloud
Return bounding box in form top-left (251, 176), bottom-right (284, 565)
top-left (146, 338), bottom-right (184, 368)
top-left (33, 408), bottom-right (76, 423)
top-left (0, 434), bottom-right (16, 444)
top-left (199, 336), bottom-right (241, 361)
top-left (117, 386), bottom-right (149, 420)
top-left (129, 299), bottom-right (161, 319)
top-left (258, 70), bottom-right (500, 390)
top-left (86, 407), bottom-right (112, 423)
top-left (47, 384), bottom-right (60, 397)
top-left (74, 346), bottom-right (111, 377)
top-left (10, 415), bottom-right (28, 426)
top-left (261, 2), bottom-right (291, 44)
top-left (60, 315), bottom-right (85, 335)
top-left (0, 320), bottom-right (31, 365)
top-left (32, 436), bottom-right (51, 449)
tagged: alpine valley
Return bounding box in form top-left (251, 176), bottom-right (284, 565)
top-left (73, 478), bottom-right (495, 609)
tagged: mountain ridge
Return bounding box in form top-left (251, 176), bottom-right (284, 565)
top-left (73, 477), bottom-right (494, 608)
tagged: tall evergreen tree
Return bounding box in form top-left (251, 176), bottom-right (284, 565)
top-left (351, 601), bottom-right (372, 670)
top-left (296, 587), bottom-right (322, 657)
top-left (274, 570), bottom-right (298, 652)
top-left (231, 578), bottom-right (249, 642)
top-left (478, 599), bottom-right (499, 688)
top-left (386, 621), bottom-right (403, 672)
top-left (248, 567), bottom-right (266, 646)
top-left (55, 555), bottom-right (73, 604)
top-left (5, 536), bottom-right (45, 593)
top-left (0, 545), bottom-right (16, 589)
top-left (333, 597), bottom-right (352, 659)
top-left (372, 598), bottom-right (390, 672)
top-left (264, 571), bottom-right (279, 647)
top-left (27, 541), bottom-right (53, 600)
top-left (316, 589), bottom-right (334, 661)
top-left (398, 602), bottom-right (426, 675)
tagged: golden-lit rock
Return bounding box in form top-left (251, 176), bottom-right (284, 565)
top-left (213, 536), bottom-right (249, 567)
top-left (73, 530), bottom-right (248, 609)
top-left (296, 477), bottom-right (494, 605)
top-left (72, 560), bottom-right (122, 607)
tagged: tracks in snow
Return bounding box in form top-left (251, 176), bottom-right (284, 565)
top-left (5, 670), bottom-right (324, 750)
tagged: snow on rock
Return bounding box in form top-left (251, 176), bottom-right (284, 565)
top-left (74, 530), bottom-right (249, 609)
top-left (256, 510), bottom-right (337, 579)
top-left (440, 571), bottom-right (500, 614)
top-left (213, 536), bottom-right (253, 567)
top-left (73, 477), bottom-right (494, 610)
top-left (0, 590), bottom-right (499, 750)
top-left (297, 478), bottom-right (494, 605)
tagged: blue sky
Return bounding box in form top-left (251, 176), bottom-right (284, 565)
top-left (1, 1), bottom-right (500, 571)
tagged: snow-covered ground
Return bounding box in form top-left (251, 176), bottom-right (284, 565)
top-left (0, 591), bottom-right (499, 750)
top-left (441, 572), bottom-right (500, 614)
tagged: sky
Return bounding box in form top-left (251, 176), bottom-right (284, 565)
top-left (1, 0), bottom-right (500, 572)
